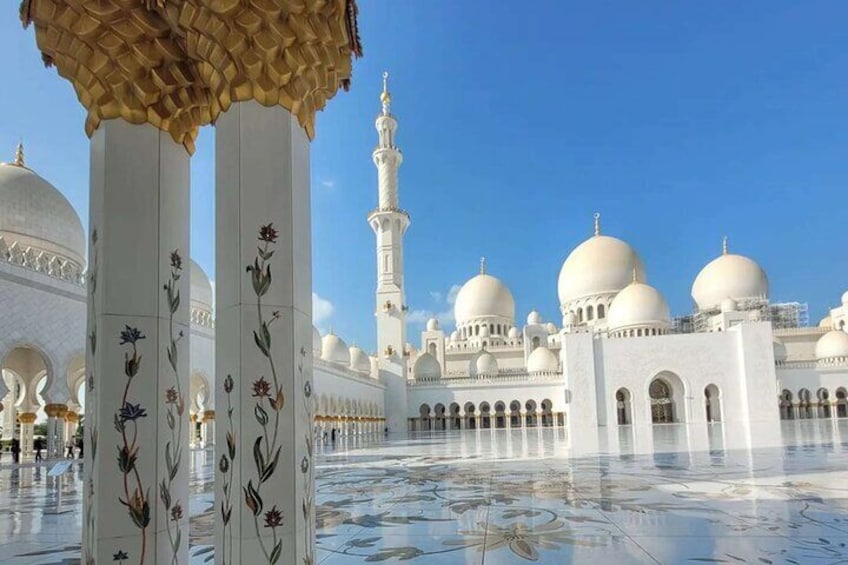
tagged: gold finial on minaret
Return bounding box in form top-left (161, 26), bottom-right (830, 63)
top-left (593, 212), bottom-right (601, 236)
top-left (380, 71), bottom-right (391, 115)
top-left (722, 236), bottom-right (728, 255)
top-left (480, 256), bottom-right (486, 275)
top-left (13, 142), bottom-right (24, 167)
top-left (632, 267), bottom-right (638, 283)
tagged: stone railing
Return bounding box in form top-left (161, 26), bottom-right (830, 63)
top-left (409, 370), bottom-right (562, 387)
top-left (0, 236), bottom-right (84, 285)
top-left (314, 357), bottom-right (383, 385)
top-left (191, 307), bottom-right (214, 329)
top-left (774, 326), bottom-right (829, 336)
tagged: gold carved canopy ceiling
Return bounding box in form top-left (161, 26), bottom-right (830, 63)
top-left (21, 0), bottom-right (362, 153)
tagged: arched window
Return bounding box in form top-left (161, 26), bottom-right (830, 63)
top-left (475, 325), bottom-right (479, 336)
top-left (578, 308), bottom-right (584, 323)
top-left (532, 336), bottom-right (540, 350)
top-left (597, 304), bottom-right (605, 319)
top-left (490, 324), bottom-right (494, 334)
top-left (587, 305), bottom-right (594, 321)
top-left (649, 379), bottom-right (674, 423)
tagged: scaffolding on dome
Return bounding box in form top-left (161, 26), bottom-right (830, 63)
top-left (769, 301), bottom-right (809, 330)
top-left (675, 300), bottom-right (809, 334)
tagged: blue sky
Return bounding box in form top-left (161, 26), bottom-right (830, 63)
top-left (2, 1), bottom-right (846, 351)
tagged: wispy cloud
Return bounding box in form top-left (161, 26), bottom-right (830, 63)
top-left (408, 284), bottom-right (462, 327)
top-left (320, 179), bottom-right (335, 189)
top-left (313, 292), bottom-right (334, 324)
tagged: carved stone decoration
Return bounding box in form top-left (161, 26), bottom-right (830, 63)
top-left (21, 0), bottom-right (362, 153)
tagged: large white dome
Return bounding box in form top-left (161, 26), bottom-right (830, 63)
top-left (558, 235), bottom-right (645, 306)
top-left (607, 281), bottom-right (671, 332)
top-left (470, 351), bottom-right (499, 377)
top-left (413, 353), bottom-right (441, 380)
top-left (321, 333), bottom-right (350, 365)
top-left (190, 260), bottom-right (213, 311)
top-left (454, 273), bottom-right (515, 325)
top-left (0, 156), bottom-right (85, 266)
top-left (691, 251), bottom-right (768, 311)
top-left (526, 346), bottom-right (558, 374)
top-left (815, 330), bottom-right (848, 362)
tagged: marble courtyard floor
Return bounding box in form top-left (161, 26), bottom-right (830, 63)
top-left (4, 421), bottom-right (848, 563)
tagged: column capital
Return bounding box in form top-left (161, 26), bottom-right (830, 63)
top-left (22, 0), bottom-right (362, 151)
top-left (65, 411), bottom-right (80, 423)
top-left (201, 410), bottom-right (215, 422)
top-left (44, 403), bottom-right (68, 418)
top-left (17, 412), bottom-right (37, 424)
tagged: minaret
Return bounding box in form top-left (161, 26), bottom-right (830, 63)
top-left (368, 72), bottom-right (409, 433)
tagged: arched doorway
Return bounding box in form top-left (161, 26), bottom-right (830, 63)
top-left (704, 384), bottom-right (721, 423)
top-left (649, 379), bottom-right (674, 424)
top-left (449, 403), bottom-right (461, 430)
top-left (434, 403), bottom-right (446, 431)
top-left (494, 401), bottom-right (506, 428)
top-left (798, 389), bottom-right (812, 419)
top-left (464, 402), bottom-right (476, 429)
top-left (780, 390), bottom-right (794, 420)
top-left (419, 403), bottom-right (431, 431)
top-left (615, 388), bottom-right (632, 425)
top-left (836, 389), bottom-right (848, 418)
top-left (540, 399), bottom-right (553, 427)
top-left (509, 400), bottom-right (521, 427)
top-left (817, 388), bottom-right (831, 419)
top-left (525, 400), bottom-right (538, 427)
top-left (480, 402), bottom-right (491, 429)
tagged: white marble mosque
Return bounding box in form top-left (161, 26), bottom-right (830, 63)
top-left (3, 3), bottom-right (848, 564)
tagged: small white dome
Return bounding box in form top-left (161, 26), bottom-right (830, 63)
top-left (773, 339), bottom-right (787, 363)
top-left (454, 273), bottom-right (515, 325)
top-left (815, 330), bottom-right (848, 361)
top-left (526, 310), bottom-right (542, 325)
top-left (321, 333), bottom-right (350, 365)
top-left (720, 297), bottom-right (738, 313)
top-left (450, 330), bottom-right (459, 342)
top-left (312, 326), bottom-right (322, 356)
top-left (190, 259), bottom-right (213, 310)
top-left (413, 353), bottom-right (441, 380)
top-left (562, 311), bottom-right (576, 326)
top-left (470, 351), bottom-right (499, 377)
top-left (545, 322), bottom-right (557, 334)
top-left (426, 318), bottom-right (440, 331)
top-left (607, 281), bottom-right (671, 332)
top-left (842, 290), bottom-right (848, 306)
top-left (508, 327), bottom-right (520, 339)
top-left (558, 234), bottom-right (645, 306)
top-left (0, 158), bottom-right (85, 267)
top-left (349, 345), bottom-right (371, 373)
top-left (527, 346), bottom-right (558, 374)
top-left (819, 316), bottom-right (833, 329)
top-left (692, 251), bottom-right (768, 311)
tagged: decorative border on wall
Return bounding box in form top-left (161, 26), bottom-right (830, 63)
top-left (84, 228), bottom-right (98, 565)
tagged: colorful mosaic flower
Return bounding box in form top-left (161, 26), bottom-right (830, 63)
top-left (258, 223), bottom-right (278, 243)
top-left (264, 506), bottom-right (283, 529)
top-left (252, 377), bottom-right (271, 398)
top-left (119, 326), bottom-right (145, 345)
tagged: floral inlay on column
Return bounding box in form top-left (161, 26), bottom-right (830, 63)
top-left (299, 347), bottom-right (315, 565)
top-left (160, 250), bottom-right (186, 565)
top-left (84, 228), bottom-right (99, 565)
top-left (219, 373), bottom-right (235, 565)
top-left (115, 325), bottom-right (150, 563)
top-left (243, 223), bottom-right (286, 564)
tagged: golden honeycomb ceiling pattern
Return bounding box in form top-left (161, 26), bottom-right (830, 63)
top-left (21, 0), bottom-right (362, 153)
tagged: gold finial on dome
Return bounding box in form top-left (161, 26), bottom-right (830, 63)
top-left (13, 142), bottom-right (24, 167)
top-left (593, 212), bottom-right (601, 236)
top-left (722, 236), bottom-right (728, 255)
top-left (380, 71), bottom-right (391, 115)
top-left (480, 256), bottom-right (487, 275)
top-left (632, 267), bottom-right (639, 283)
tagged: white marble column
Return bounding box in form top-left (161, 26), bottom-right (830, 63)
top-left (83, 120), bottom-right (191, 564)
top-left (215, 101), bottom-right (315, 565)
top-left (45, 404), bottom-right (67, 458)
top-left (19, 413), bottom-right (35, 457)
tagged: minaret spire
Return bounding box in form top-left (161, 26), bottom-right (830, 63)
top-left (593, 212), bottom-right (601, 236)
top-left (381, 71), bottom-right (391, 115)
top-left (722, 236), bottom-right (728, 255)
top-left (480, 256), bottom-right (487, 275)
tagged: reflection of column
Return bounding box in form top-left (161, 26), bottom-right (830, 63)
top-left (190, 414), bottom-right (198, 448)
top-left (459, 412), bottom-right (466, 430)
top-left (215, 101), bottom-right (315, 564)
top-left (84, 120), bottom-right (191, 564)
top-left (45, 403), bottom-right (68, 458)
top-left (19, 412), bottom-right (36, 456)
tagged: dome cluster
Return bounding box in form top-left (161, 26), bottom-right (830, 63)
top-left (317, 330), bottom-right (375, 376)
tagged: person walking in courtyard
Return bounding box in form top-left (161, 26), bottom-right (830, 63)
top-left (65, 439), bottom-right (74, 459)
top-left (34, 437), bottom-right (43, 462)
top-left (10, 438), bottom-right (20, 463)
